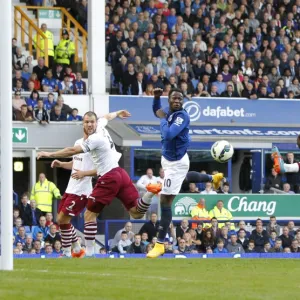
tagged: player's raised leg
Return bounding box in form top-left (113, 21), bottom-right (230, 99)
top-left (272, 146), bottom-right (300, 174)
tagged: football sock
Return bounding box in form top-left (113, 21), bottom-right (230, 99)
top-left (284, 163), bottom-right (300, 173)
top-left (157, 204), bottom-right (172, 243)
top-left (136, 192), bottom-right (154, 215)
top-left (60, 223), bottom-right (72, 256)
top-left (84, 222), bottom-right (97, 256)
top-left (185, 171), bottom-right (213, 183)
top-left (70, 225), bottom-right (81, 253)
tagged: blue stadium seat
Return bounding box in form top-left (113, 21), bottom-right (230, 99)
top-left (191, 79), bottom-right (199, 90)
top-left (25, 226), bottom-right (31, 234)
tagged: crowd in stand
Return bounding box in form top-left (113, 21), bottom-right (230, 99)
top-left (110, 215), bottom-right (300, 254)
top-left (105, 0), bottom-right (300, 98)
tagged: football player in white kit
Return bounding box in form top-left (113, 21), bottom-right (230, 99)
top-left (37, 110), bottom-right (157, 256)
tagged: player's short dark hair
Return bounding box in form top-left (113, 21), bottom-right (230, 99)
top-left (83, 111), bottom-right (98, 120)
top-left (121, 231), bottom-right (127, 235)
top-left (168, 87), bottom-right (183, 98)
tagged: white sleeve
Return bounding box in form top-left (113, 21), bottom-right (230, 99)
top-left (80, 133), bottom-right (103, 153)
top-left (97, 117), bottom-right (108, 128)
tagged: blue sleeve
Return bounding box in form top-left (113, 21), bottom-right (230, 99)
top-left (152, 97), bottom-right (162, 117)
top-left (160, 112), bottom-right (189, 141)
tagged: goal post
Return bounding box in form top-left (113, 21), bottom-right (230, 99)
top-left (0, 0), bottom-right (13, 270)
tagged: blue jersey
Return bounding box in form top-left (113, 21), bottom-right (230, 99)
top-left (153, 98), bottom-right (190, 161)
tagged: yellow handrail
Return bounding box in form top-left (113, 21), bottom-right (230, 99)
top-left (17, 6), bottom-right (88, 71)
top-left (14, 6), bottom-right (49, 66)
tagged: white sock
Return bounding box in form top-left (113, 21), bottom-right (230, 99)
top-left (63, 246), bottom-right (71, 257)
top-left (72, 241), bottom-right (81, 253)
top-left (86, 240), bottom-right (95, 256)
top-left (284, 163), bottom-right (299, 173)
top-left (142, 191), bottom-right (155, 205)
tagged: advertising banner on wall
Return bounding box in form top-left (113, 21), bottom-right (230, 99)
top-left (110, 96), bottom-right (300, 125)
top-left (171, 194), bottom-right (300, 220)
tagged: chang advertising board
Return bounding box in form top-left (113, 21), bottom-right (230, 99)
top-left (109, 96), bottom-right (300, 125)
top-left (171, 194), bottom-right (300, 220)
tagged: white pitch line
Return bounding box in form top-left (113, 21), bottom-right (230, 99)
top-left (17, 269), bottom-right (198, 283)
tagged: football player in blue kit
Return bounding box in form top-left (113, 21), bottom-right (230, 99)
top-left (147, 87), bottom-right (224, 258)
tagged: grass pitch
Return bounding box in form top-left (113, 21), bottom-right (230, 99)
top-left (0, 259), bottom-right (299, 300)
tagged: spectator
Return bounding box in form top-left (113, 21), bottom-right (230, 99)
top-left (53, 240), bottom-right (63, 254)
top-left (245, 240), bottom-right (256, 253)
top-left (202, 230), bottom-right (216, 251)
top-left (287, 221), bottom-right (297, 238)
top-left (44, 224), bottom-right (61, 246)
top-left (73, 72), bottom-right (87, 95)
top-left (41, 69), bottom-right (58, 92)
top-left (30, 173), bottom-right (61, 213)
top-left (249, 225), bottom-right (269, 252)
top-left (261, 242), bottom-right (272, 253)
top-left (33, 23), bottom-right (55, 68)
top-left (270, 239), bottom-right (283, 253)
top-left (279, 226), bottom-right (293, 248)
top-left (269, 230), bottom-right (278, 248)
top-left (266, 216), bottom-right (281, 236)
top-left (29, 73), bottom-right (41, 91)
top-left (131, 72), bottom-right (147, 95)
top-left (33, 99), bottom-right (50, 124)
top-left (252, 219), bottom-right (268, 237)
top-left (156, 167), bottom-right (165, 185)
top-left (209, 200), bottom-right (233, 227)
top-left (200, 182), bottom-right (217, 194)
top-left (55, 96), bottom-right (73, 117)
top-left (21, 63), bottom-right (31, 81)
top-left (45, 244), bottom-right (53, 255)
top-left (190, 198), bottom-right (210, 229)
top-left (218, 182), bottom-right (231, 194)
top-left (32, 57), bottom-right (48, 82)
top-left (12, 38), bottom-right (18, 56)
top-left (112, 222), bottom-right (135, 248)
top-left (99, 248), bottom-right (107, 255)
top-left (13, 47), bottom-right (26, 71)
top-left (23, 235), bottom-right (33, 253)
top-left (141, 233), bottom-right (149, 246)
top-left (12, 91), bottom-right (27, 112)
top-left (13, 217), bottom-right (22, 236)
top-left (55, 29), bottom-right (75, 67)
top-left (44, 93), bottom-right (56, 112)
top-left (237, 229), bottom-right (249, 250)
top-left (32, 216), bottom-right (49, 241)
top-left (116, 231), bottom-right (132, 254)
top-left (283, 183), bottom-right (295, 194)
top-left (213, 239), bottom-right (228, 254)
top-left (15, 104), bottom-right (34, 122)
top-left (50, 105), bottom-right (67, 121)
top-left (67, 108), bottom-right (82, 121)
top-left (28, 200), bottom-right (42, 226)
top-left (76, 0), bottom-right (88, 29)
top-left (176, 219), bottom-right (190, 243)
top-left (18, 193), bottom-right (31, 225)
top-left (53, 64), bottom-right (64, 82)
top-left (127, 234), bottom-right (146, 254)
top-left (136, 168), bottom-right (157, 196)
top-left (15, 226), bottom-right (26, 247)
top-left (291, 240), bottom-right (300, 253)
top-left (13, 208), bottom-right (20, 226)
top-left (58, 75), bottom-right (74, 95)
top-left (285, 153), bottom-right (300, 193)
top-left (264, 169), bottom-right (283, 192)
top-left (139, 213), bottom-right (159, 242)
top-left (188, 183), bottom-right (199, 193)
top-left (206, 217), bottom-right (221, 238)
top-left (227, 234), bottom-right (245, 254)
top-left (26, 90), bottom-right (40, 112)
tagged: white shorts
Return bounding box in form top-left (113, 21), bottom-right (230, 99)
top-left (161, 153), bottom-right (190, 195)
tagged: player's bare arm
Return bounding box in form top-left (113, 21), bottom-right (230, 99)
top-left (51, 160), bottom-right (73, 170)
top-left (153, 88), bottom-right (167, 119)
top-left (37, 145), bottom-right (83, 159)
top-left (102, 110), bottom-right (131, 121)
top-left (71, 168), bottom-right (97, 180)
top-left (297, 134), bottom-right (300, 148)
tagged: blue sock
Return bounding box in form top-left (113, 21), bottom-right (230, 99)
top-left (157, 205), bottom-right (172, 243)
top-left (186, 171), bottom-right (212, 183)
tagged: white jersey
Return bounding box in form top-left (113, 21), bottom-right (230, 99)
top-left (65, 138), bottom-right (95, 196)
top-left (80, 118), bottom-right (121, 176)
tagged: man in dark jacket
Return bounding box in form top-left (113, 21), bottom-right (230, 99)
top-left (221, 84), bottom-right (239, 97)
top-left (264, 168), bottom-right (283, 192)
top-left (279, 226), bottom-right (293, 248)
top-left (19, 193), bottom-right (32, 226)
top-left (126, 234), bottom-right (146, 253)
top-left (28, 200), bottom-right (42, 226)
top-left (50, 105), bottom-right (67, 121)
top-left (249, 225), bottom-right (269, 252)
top-left (139, 213), bottom-right (159, 242)
top-left (44, 224), bottom-right (61, 246)
top-left (131, 72), bottom-right (146, 95)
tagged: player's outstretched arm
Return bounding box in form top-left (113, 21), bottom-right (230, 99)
top-left (51, 160), bottom-right (73, 170)
top-left (160, 112), bottom-right (189, 141)
top-left (37, 145), bottom-right (83, 159)
top-left (102, 110), bottom-right (131, 121)
top-left (71, 168), bottom-right (97, 180)
top-left (152, 88), bottom-right (167, 118)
